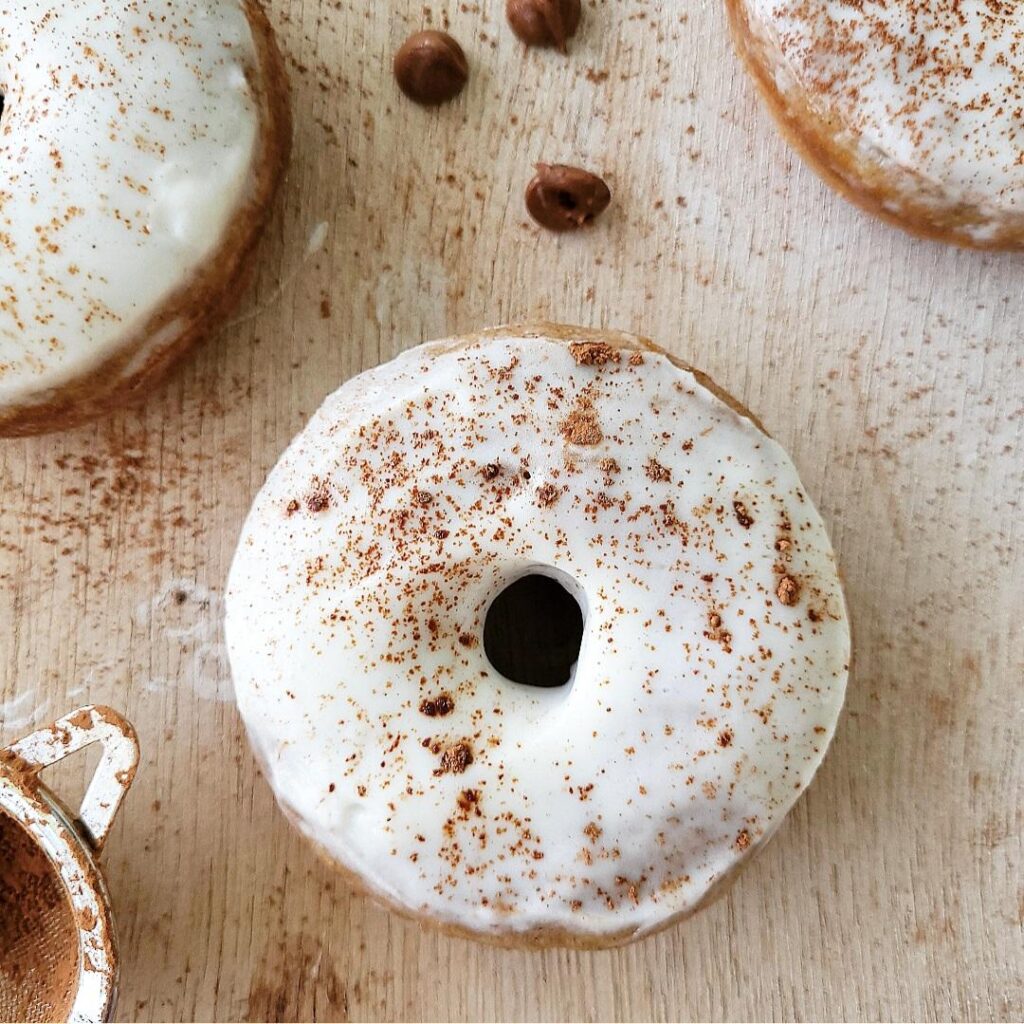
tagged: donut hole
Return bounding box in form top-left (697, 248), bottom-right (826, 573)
top-left (483, 573), bottom-right (584, 689)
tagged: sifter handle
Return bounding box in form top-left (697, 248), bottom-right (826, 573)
top-left (4, 704), bottom-right (139, 854)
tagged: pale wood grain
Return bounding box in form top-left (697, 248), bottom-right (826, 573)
top-left (1, 1), bottom-right (1022, 1021)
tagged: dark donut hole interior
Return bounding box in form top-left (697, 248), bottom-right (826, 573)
top-left (483, 574), bottom-right (584, 689)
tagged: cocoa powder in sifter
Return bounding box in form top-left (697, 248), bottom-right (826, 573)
top-left (0, 811), bottom-right (80, 1023)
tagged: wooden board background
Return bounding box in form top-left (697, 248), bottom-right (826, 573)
top-left (1, 2), bottom-right (1022, 1020)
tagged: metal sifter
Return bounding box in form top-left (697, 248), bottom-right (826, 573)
top-left (0, 706), bottom-right (138, 1024)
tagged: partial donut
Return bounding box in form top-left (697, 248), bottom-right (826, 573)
top-left (225, 324), bottom-right (850, 948)
top-left (727, 1), bottom-right (1024, 249)
top-left (0, 0), bottom-right (291, 435)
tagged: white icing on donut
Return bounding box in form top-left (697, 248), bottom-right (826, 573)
top-left (743, 1), bottom-right (1024, 235)
top-left (0, 1), bottom-right (262, 406)
top-left (226, 328), bottom-right (850, 943)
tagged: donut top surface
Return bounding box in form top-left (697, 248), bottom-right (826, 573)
top-left (226, 328), bottom-right (850, 943)
top-left (749, 0), bottom-right (1024, 233)
top-left (0, 1), bottom-right (262, 405)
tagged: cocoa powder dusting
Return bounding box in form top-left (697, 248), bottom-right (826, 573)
top-left (419, 694), bottom-right (455, 717)
top-left (776, 575), bottom-right (800, 606)
top-left (0, 813), bottom-right (80, 1023)
top-left (560, 399), bottom-right (603, 446)
top-left (435, 742), bottom-right (474, 775)
top-left (536, 483), bottom-right (560, 507)
top-left (305, 479), bottom-right (331, 513)
top-left (644, 458), bottom-right (671, 483)
top-left (733, 500), bottom-right (754, 528)
top-left (569, 341), bottom-right (620, 367)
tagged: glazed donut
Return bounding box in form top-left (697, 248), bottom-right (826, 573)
top-left (727, 0), bottom-right (1024, 249)
top-left (0, 0), bottom-right (290, 436)
top-left (225, 324), bottom-right (850, 947)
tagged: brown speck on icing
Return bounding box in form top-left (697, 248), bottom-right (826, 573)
top-left (560, 398), bottom-right (602, 446)
top-left (735, 829), bottom-right (752, 851)
top-left (536, 483), bottom-right (561, 506)
top-left (705, 611), bottom-right (733, 651)
top-left (776, 574), bottom-right (800, 606)
top-left (644, 458), bottom-right (671, 483)
top-left (456, 788), bottom-right (482, 815)
top-left (569, 341), bottom-right (620, 366)
top-left (435, 742), bottom-right (474, 776)
top-left (480, 463), bottom-right (502, 481)
top-left (733, 500), bottom-right (754, 528)
top-left (306, 479), bottom-right (331, 513)
top-left (419, 694), bottom-right (455, 717)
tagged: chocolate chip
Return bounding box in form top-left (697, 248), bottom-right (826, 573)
top-left (506, 0), bottom-right (582, 52)
top-left (526, 164), bottom-right (611, 232)
top-left (393, 30), bottom-right (469, 106)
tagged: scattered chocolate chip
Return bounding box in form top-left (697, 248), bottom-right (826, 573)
top-left (526, 163), bottom-right (611, 232)
top-left (480, 462), bottom-right (502, 480)
top-left (506, 0), bottom-right (581, 51)
top-left (393, 30), bottom-right (469, 106)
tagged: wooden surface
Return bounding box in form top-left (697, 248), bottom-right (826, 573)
top-left (1, 2), bottom-right (1022, 1021)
